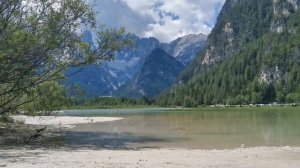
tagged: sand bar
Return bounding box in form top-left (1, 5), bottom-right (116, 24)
top-left (12, 116), bottom-right (123, 128)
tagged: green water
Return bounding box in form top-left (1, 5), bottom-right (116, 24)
top-left (61, 107), bottom-right (300, 149)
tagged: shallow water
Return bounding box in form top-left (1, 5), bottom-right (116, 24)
top-left (61, 108), bottom-right (300, 149)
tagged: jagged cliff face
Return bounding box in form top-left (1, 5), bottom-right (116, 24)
top-left (118, 48), bottom-right (185, 97)
top-left (107, 35), bottom-right (161, 85)
top-left (260, 0), bottom-right (300, 83)
top-left (202, 0), bottom-right (265, 66)
top-left (271, 0), bottom-right (300, 33)
top-left (166, 34), bottom-right (207, 65)
top-left (259, 65), bottom-right (282, 84)
top-left (202, 21), bottom-right (234, 65)
top-left (273, 0), bottom-right (299, 17)
top-left (200, 0), bottom-right (299, 66)
top-left (202, 0), bottom-right (239, 65)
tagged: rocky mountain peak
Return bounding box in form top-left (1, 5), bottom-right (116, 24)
top-left (165, 33), bottom-right (207, 65)
top-left (118, 48), bottom-right (185, 97)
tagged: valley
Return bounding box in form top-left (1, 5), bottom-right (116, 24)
top-left (1, 0), bottom-right (300, 167)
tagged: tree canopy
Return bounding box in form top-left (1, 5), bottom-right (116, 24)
top-left (0, 0), bottom-right (130, 115)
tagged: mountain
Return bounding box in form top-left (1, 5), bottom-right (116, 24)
top-left (64, 32), bottom-right (206, 97)
top-left (64, 33), bottom-right (161, 96)
top-left (159, 0), bottom-right (300, 106)
top-left (162, 34), bottom-right (207, 65)
top-left (117, 48), bottom-right (185, 97)
top-left (64, 64), bottom-right (120, 97)
top-left (105, 35), bottom-right (161, 86)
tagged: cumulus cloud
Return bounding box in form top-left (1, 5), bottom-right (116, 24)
top-left (88, 0), bottom-right (225, 43)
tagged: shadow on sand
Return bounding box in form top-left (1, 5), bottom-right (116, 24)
top-left (63, 131), bottom-right (172, 150)
top-left (0, 130), bottom-right (176, 161)
top-left (1, 130), bottom-right (180, 151)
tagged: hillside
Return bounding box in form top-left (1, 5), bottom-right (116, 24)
top-left (159, 0), bottom-right (300, 106)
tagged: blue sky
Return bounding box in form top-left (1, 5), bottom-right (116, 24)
top-left (88, 0), bottom-right (225, 43)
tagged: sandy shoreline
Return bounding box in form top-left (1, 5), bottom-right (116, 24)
top-left (12, 116), bottom-right (123, 128)
top-left (4, 116), bottom-right (300, 167)
top-left (0, 147), bottom-right (300, 168)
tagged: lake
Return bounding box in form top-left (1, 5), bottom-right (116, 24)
top-left (60, 107), bottom-right (300, 149)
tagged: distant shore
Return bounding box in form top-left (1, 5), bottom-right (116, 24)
top-left (1, 147), bottom-right (300, 168)
top-left (62, 103), bottom-right (299, 110)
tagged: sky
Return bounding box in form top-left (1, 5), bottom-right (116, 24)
top-left (88, 0), bottom-right (225, 43)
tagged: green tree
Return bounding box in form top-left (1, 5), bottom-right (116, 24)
top-left (251, 92), bottom-right (262, 106)
top-left (22, 82), bottom-right (66, 115)
top-left (183, 96), bottom-right (197, 108)
top-left (0, 0), bottom-right (130, 115)
top-left (69, 83), bottom-right (86, 106)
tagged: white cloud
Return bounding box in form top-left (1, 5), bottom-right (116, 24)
top-left (89, 0), bottom-right (225, 43)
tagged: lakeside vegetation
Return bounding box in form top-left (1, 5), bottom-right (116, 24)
top-left (61, 95), bottom-right (300, 111)
top-left (170, 105), bottom-right (300, 113)
top-left (62, 96), bottom-right (155, 109)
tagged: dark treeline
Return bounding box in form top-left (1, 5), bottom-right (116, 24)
top-left (66, 96), bottom-right (155, 108)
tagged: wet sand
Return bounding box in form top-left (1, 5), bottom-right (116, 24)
top-left (1, 147), bottom-right (300, 168)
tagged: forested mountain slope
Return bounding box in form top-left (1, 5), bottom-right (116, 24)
top-left (159, 0), bottom-right (300, 106)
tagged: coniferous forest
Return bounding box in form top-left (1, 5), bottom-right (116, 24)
top-left (158, 0), bottom-right (300, 107)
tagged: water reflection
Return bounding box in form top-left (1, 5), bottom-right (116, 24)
top-left (65, 109), bottom-right (300, 149)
